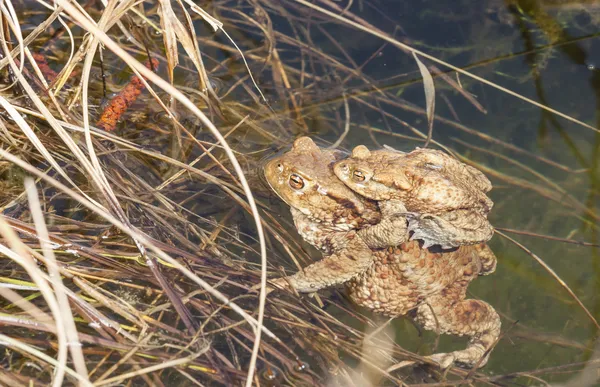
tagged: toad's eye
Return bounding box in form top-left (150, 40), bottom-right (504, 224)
top-left (277, 163), bottom-right (284, 173)
top-left (289, 173), bottom-right (305, 190)
top-left (352, 169), bottom-right (366, 182)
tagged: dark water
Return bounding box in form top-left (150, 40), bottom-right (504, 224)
top-left (260, 0), bottom-right (600, 383)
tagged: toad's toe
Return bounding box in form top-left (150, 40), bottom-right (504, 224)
top-left (409, 227), bottom-right (448, 249)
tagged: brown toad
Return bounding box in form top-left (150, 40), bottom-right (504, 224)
top-left (263, 137), bottom-right (410, 292)
top-left (348, 241), bottom-right (499, 368)
top-left (333, 145), bottom-right (495, 249)
top-left (263, 137), bottom-right (500, 368)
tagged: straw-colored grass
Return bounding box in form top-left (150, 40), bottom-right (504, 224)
top-left (0, 0), bottom-right (597, 386)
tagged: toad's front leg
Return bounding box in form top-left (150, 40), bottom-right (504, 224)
top-left (358, 199), bottom-right (410, 248)
top-left (413, 280), bottom-right (501, 368)
top-left (269, 233), bottom-right (375, 293)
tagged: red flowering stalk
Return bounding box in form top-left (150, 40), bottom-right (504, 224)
top-left (96, 58), bottom-right (159, 132)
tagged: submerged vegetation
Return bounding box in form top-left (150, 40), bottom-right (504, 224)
top-left (0, 0), bottom-right (599, 385)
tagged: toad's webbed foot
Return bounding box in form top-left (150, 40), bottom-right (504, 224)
top-left (423, 340), bottom-right (490, 369)
top-left (406, 210), bottom-right (494, 249)
top-left (358, 200), bottom-right (410, 249)
top-left (472, 243), bottom-right (497, 275)
top-left (268, 233), bottom-right (375, 293)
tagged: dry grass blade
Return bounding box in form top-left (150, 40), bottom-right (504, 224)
top-left (158, 0), bottom-right (211, 92)
top-left (412, 52), bottom-right (435, 148)
top-left (184, 1), bottom-right (268, 104)
top-left (0, 96), bottom-right (73, 186)
top-left (158, 0), bottom-right (180, 78)
top-left (25, 178), bottom-right (89, 381)
top-left (495, 228), bottom-right (600, 248)
top-left (77, 0), bottom-right (201, 335)
top-left (495, 230), bottom-right (600, 330)
top-left (329, 92), bottom-right (350, 149)
top-left (0, 14), bottom-right (103, 210)
top-left (0, 7), bottom-right (62, 70)
top-left (95, 346), bottom-right (209, 386)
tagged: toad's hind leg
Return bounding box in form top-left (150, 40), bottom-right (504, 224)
top-left (269, 233), bottom-right (375, 293)
top-left (414, 281), bottom-right (501, 368)
top-left (407, 210), bottom-right (494, 249)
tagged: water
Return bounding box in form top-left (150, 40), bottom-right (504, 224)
top-left (260, 0), bottom-right (600, 383)
top-left (11, 0), bottom-right (600, 384)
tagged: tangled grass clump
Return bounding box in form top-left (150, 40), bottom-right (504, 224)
top-left (0, 0), bottom-right (598, 385)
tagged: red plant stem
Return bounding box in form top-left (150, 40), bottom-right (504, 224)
top-left (32, 53), bottom-right (59, 83)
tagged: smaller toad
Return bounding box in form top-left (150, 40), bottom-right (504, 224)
top-left (333, 146), bottom-right (495, 249)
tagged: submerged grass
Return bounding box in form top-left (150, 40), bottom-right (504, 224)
top-left (0, 0), bottom-right (598, 386)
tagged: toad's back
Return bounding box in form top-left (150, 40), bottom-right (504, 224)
top-left (346, 240), bottom-right (488, 317)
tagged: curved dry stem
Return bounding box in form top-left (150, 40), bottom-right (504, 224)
top-left (25, 179), bottom-right (89, 382)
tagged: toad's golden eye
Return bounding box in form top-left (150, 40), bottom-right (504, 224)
top-left (352, 169), bottom-right (366, 182)
top-left (289, 173), bottom-right (305, 190)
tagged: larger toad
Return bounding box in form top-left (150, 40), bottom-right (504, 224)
top-left (333, 145), bottom-right (495, 249)
top-left (263, 137), bottom-right (500, 368)
top-left (263, 137), bottom-right (410, 292)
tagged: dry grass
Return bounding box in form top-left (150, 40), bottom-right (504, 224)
top-left (0, 0), bottom-right (597, 386)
